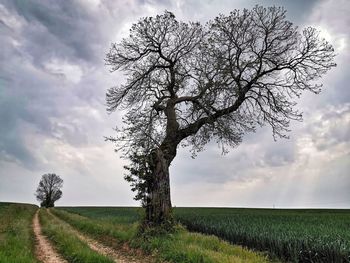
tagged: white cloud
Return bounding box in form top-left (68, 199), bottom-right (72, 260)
top-left (44, 59), bottom-right (84, 84)
top-left (0, 3), bottom-right (24, 30)
top-left (307, 0), bottom-right (349, 53)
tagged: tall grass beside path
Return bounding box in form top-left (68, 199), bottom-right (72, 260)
top-left (53, 208), bottom-right (270, 263)
top-left (39, 209), bottom-right (114, 263)
top-left (0, 203), bottom-right (38, 263)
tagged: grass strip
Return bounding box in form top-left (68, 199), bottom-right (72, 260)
top-left (53, 208), bottom-right (270, 263)
top-left (0, 202), bottom-right (38, 263)
top-left (39, 209), bottom-right (114, 263)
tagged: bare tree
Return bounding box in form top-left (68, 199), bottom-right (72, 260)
top-left (35, 173), bottom-right (63, 208)
top-left (105, 7), bottom-right (336, 228)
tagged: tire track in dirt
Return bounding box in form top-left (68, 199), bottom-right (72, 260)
top-left (47, 210), bottom-right (148, 263)
top-left (33, 210), bottom-right (68, 263)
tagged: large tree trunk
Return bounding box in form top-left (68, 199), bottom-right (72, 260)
top-left (144, 147), bottom-right (173, 228)
top-left (143, 101), bottom-right (179, 229)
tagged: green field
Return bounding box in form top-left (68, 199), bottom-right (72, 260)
top-left (1, 202), bottom-right (348, 262)
top-left (53, 208), bottom-right (269, 262)
top-left (0, 202), bottom-right (269, 263)
top-left (59, 206), bottom-right (350, 262)
top-left (0, 202), bottom-right (38, 263)
top-left (175, 208), bottom-right (350, 262)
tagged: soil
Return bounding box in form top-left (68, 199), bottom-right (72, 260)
top-left (32, 210), bottom-right (68, 263)
top-left (47, 210), bottom-right (148, 263)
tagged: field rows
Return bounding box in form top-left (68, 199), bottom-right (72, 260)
top-left (175, 208), bottom-right (350, 262)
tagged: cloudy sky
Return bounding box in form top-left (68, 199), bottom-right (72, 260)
top-left (0, 0), bottom-right (349, 208)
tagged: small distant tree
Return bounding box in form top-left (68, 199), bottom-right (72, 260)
top-left (105, 6), bottom-right (336, 229)
top-left (35, 173), bottom-right (63, 208)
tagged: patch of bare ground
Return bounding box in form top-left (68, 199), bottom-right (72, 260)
top-left (32, 210), bottom-right (68, 263)
top-left (47, 210), bottom-right (154, 263)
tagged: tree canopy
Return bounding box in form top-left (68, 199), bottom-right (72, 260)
top-left (105, 6), bottom-right (336, 227)
top-left (35, 173), bottom-right (63, 208)
top-left (107, 7), bottom-right (335, 155)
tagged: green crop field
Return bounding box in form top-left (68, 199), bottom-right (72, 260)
top-left (59, 206), bottom-right (350, 263)
top-left (0, 202), bottom-right (269, 262)
top-left (175, 208), bottom-right (350, 262)
top-left (2, 202), bottom-right (348, 262)
top-left (54, 207), bottom-right (269, 262)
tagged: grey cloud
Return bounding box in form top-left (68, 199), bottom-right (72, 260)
top-left (172, 126), bottom-right (296, 185)
top-left (165, 0), bottom-right (317, 23)
top-left (311, 155), bottom-right (350, 205)
top-left (0, 0), bottom-right (166, 166)
top-left (265, 0), bottom-right (317, 21)
top-left (300, 0), bottom-right (350, 108)
top-left (0, 76), bottom-right (47, 168)
top-left (173, 103), bottom-right (350, 186)
top-left (262, 141), bottom-right (296, 167)
top-left (0, 0), bottom-right (348, 207)
top-left (3, 0), bottom-right (99, 62)
top-left (0, 0), bottom-right (111, 166)
top-left (0, 134), bottom-right (36, 168)
top-left (305, 104), bottom-right (350, 151)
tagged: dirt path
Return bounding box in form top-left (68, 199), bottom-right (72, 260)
top-left (47, 210), bottom-right (147, 263)
top-left (33, 210), bottom-right (68, 263)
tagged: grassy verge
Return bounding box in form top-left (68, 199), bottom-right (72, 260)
top-left (0, 202), bottom-right (38, 263)
top-left (39, 209), bottom-right (114, 263)
top-left (52, 208), bottom-right (269, 263)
